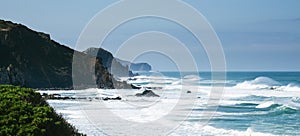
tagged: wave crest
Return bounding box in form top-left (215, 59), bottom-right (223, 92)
top-left (234, 76), bottom-right (281, 89)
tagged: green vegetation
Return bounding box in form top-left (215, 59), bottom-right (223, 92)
top-left (0, 85), bottom-right (85, 136)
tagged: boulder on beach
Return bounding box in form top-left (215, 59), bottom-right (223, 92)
top-left (135, 89), bottom-right (160, 97)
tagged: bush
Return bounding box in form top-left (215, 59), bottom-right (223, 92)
top-left (0, 85), bottom-right (85, 136)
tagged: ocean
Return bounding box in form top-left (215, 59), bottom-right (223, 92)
top-left (41, 72), bottom-right (300, 136)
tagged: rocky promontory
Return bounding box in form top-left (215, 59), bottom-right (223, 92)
top-left (0, 19), bottom-right (129, 89)
top-left (84, 47), bottom-right (152, 73)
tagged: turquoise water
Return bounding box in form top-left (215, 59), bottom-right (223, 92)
top-left (136, 72), bottom-right (300, 135)
top-left (160, 71), bottom-right (300, 86)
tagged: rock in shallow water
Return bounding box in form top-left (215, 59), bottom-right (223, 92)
top-left (135, 89), bottom-right (160, 97)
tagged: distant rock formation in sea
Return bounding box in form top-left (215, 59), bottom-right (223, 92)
top-left (0, 19), bottom-right (129, 89)
top-left (115, 58), bottom-right (152, 72)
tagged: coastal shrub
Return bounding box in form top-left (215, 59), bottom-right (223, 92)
top-left (0, 85), bottom-right (85, 136)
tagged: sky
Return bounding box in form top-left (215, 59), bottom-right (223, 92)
top-left (1, 0), bottom-right (300, 71)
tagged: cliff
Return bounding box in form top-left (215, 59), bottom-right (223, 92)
top-left (83, 47), bottom-right (152, 73)
top-left (0, 19), bottom-right (127, 89)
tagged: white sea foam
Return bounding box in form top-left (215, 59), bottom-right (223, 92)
top-left (219, 100), bottom-right (260, 106)
top-left (234, 76), bottom-right (280, 89)
top-left (171, 80), bottom-right (181, 85)
top-left (213, 111), bottom-right (270, 116)
top-left (221, 85), bottom-right (300, 99)
top-left (172, 123), bottom-right (274, 136)
top-left (126, 75), bottom-right (178, 85)
top-left (255, 99), bottom-right (300, 110)
top-left (183, 74), bottom-right (202, 81)
top-left (256, 101), bottom-right (275, 108)
top-left (48, 98), bottom-right (275, 136)
top-left (276, 83), bottom-right (300, 92)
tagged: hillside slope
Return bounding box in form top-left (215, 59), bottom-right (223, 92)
top-left (0, 19), bottom-right (126, 89)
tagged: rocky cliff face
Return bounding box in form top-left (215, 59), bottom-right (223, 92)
top-left (84, 48), bottom-right (152, 73)
top-left (83, 47), bottom-right (114, 69)
top-left (0, 20), bottom-right (126, 89)
top-left (83, 47), bottom-right (135, 77)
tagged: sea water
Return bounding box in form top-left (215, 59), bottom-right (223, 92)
top-left (44, 72), bottom-right (300, 136)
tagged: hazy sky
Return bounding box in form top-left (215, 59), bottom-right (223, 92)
top-left (1, 0), bottom-right (300, 71)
